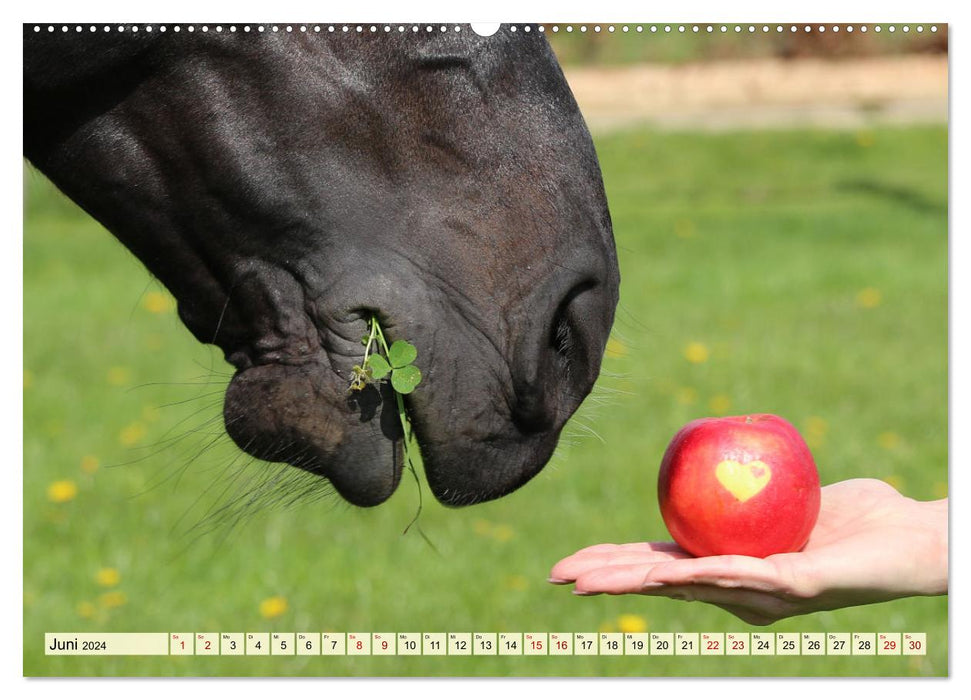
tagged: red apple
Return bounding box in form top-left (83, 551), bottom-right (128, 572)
top-left (657, 414), bottom-right (821, 558)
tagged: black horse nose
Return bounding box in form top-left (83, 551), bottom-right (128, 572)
top-left (510, 279), bottom-right (599, 434)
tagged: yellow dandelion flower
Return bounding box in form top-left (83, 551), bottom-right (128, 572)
top-left (805, 416), bottom-right (828, 436)
top-left (856, 131), bottom-right (875, 148)
top-left (605, 337), bottom-right (629, 359)
top-left (805, 434), bottom-right (824, 450)
top-left (877, 431), bottom-right (901, 451)
top-left (492, 524), bottom-right (515, 543)
top-left (503, 575), bottom-right (529, 592)
top-left (259, 596), bottom-right (288, 619)
top-left (883, 475), bottom-right (905, 492)
top-left (106, 366), bottom-right (132, 386)
top-left (708, 394), bottom-right (732, 415)
top-left (99, 591), bottom-right (127, 609)
top-left (675, 387), bottom-right (698, 405)
top-left (804, 416), bottom-right (828, 449)
top-left (143, 291), bottom-right (175, 314)
top-left (684, 342), bottom-right (709, 364)
top-left (80, 455), bottom-right (100, 474)
top-left (933, 482), bottom-right (948, 499)
top-left (47, 480), bottom-right (78, 504)
top-left (96, 568), bottom-right (120, 587)
top-left (119, 422), bottom-right (147, 446)
top-left (24, 369), bottom-right (34, 389)
top-left (617, 614), bottom-right (648, 634)
top-left (674, 218), bottom-right (695, 239)
top-left (77, 601), bottom-right (97, 619)
top-left (856, 287), bottom-right (882, 309)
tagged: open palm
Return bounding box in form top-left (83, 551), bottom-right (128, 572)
top-left (549, 479), bottom-right (947, 625)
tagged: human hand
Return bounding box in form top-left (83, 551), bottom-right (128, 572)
top-left (548, 479), bottom-right (947, 625)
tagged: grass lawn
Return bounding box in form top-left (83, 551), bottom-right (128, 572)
top-left (23, 124), bottom-right (947, 676)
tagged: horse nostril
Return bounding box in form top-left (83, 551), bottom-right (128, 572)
top-left (512, 280), bottom-right (598, 434)
top-left (549, 279), bottom-right (596, 368)
top-left (551, 314), bottom-right (574, 359)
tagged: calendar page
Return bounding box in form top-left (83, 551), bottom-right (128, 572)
top-left (22, 16), bottom-right (949, 679)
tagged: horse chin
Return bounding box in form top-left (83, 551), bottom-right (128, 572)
top-left (419, 431), bottom-right (562, 507)
top-left (223, 361), bottom-right (404, 507)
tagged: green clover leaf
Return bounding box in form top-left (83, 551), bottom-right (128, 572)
top-left (388, 340), bottom-right (418, 368)
top-left (366, 354), bottom-right (391, 380)
top-left (391, 364), bottom-right (422, 394)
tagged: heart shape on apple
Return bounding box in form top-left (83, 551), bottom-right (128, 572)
top-left (714, 459), bottom-right (772, 502)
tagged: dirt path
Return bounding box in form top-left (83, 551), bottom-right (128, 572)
top-left (562, 54), bottom-right (948, 132)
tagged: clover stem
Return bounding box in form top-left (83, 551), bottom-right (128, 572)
top-left (368, 315), bottom-right (437, 550)
top-left (370, 314), bottom-right (389, 358)
top-left (362, 315), bottom-right (377, 366)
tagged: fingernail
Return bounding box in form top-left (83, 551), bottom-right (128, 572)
top-left (547, 577), bottom-right (570, 584)
top-left (572, 589), bottom-right (596, 596)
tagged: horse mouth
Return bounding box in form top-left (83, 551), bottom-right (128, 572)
top-left (221, 355), bottom-right (563, 508)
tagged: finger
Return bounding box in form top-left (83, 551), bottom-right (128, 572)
top-left (550, 542), bottom-right (689, 583)
top-left (573, 563), bottom-right (673, 595)
top-left (642, 555), bottom-right (794, 594)
top-left (552, 554), bottom-right (679, 585)
top-left (550, 544), bottom-right (692, 583)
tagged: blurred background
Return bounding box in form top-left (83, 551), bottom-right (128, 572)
top-left (549, 24), bottom-right (947, 132)
top-left (23, 24), bottom-right (947, 677)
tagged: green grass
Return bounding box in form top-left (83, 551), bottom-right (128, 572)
top-left (23, 124), bottom-right (947, 676)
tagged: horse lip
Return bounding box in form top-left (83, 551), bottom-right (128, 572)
top-left (319, 377), bottom-right (406, 507)
top-left (223, 360), bottom-right (404, 508)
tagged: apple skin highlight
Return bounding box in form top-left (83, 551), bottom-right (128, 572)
top-left (658, 414), bottom-right (821, 558)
